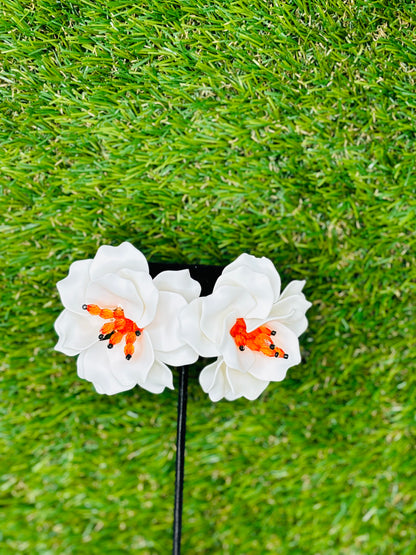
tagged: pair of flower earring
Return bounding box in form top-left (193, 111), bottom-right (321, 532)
top-left (55, 242), bottom-right (311, 401)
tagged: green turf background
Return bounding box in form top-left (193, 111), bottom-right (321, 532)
top-left (1, 0), bottom-right (415, 553)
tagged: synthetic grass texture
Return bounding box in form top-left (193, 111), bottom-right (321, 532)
top-left (1, 0), bottom-right (415, 553)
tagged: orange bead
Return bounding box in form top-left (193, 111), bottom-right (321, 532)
top-left (100, 308), bottom-right (114, 319)
top-left (113, 307), bottom-right (125, 319)
top-left (109, 331), bottom-right (123, 345)
top-left (114, 318), bottom-right (126, 331)
top-left (86, 304), bottom-right (100, 315)
top-left (125, 331), bottom-right (137, 345)
top-left (101, 322), bottom-right (115, 335)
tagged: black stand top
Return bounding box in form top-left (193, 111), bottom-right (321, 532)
top-left (148, 263), bottom-right (224, 296)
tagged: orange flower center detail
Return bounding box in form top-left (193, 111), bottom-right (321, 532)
top-left (83, 304), bottom-right (143, 360)
top-left (230, 318), bottom-right (288, 359)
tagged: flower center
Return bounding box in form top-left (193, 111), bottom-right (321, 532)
top-left (82, 304), bottom-right (143, 360)
top-left (230, 318), bottom-right (288, 359)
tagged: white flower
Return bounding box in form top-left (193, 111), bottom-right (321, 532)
top-left (179, 254), bottom-right (311, 401)
top-left (54, 242), bottom-right (201, 395)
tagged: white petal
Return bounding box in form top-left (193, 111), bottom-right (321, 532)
top-left (214, 266), bottom-right (275, 319)
top-left (76, 331), bottom-right (155, 394)
top-left (199, 358), bottom-right (232, 402)
top-left (199, 359), bottom-right (270, 402)
top-left (220, 323), bottom-right (257, 373)
top-left (140, 360), bottom-right (173, 393)
top-left (89, 242), bottom-right (148, 281)
top-left (54, 309), bottom-right (99, 356)
top-left (109, 330), bottom-right (155, 387)
top-left (247, 322), bottom-right (301, 382)
top-left (153, 270), bottom-right (201, 303)
top-left (220, 253), bottom-right (281, 302)
top-left (155, 344), bottom-right (199, 366)
top-left (146, 291), bottom-right (188, 353)
top-left (179, 298), bottom-right (219, 358)
top-left (225, 366), bottom-right (270, 400)
top-left (200, 286), bottom-right (256, 344)
top-left (56, 259), bottom-right (92, 315)
top-left (268, 293), bottom-right (312, 337)
top-left (77, 342), bottom-right (136, 395)
top-left (85, 272), bottom-right (157, 326)
top-left (119, 269), bottom-right (159, 326)
top-left (280, 280), bottom-right (306, 299)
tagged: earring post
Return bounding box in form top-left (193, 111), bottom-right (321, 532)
top-left (172, 365), bottom-right (189, 555)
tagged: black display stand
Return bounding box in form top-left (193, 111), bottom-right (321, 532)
top-left (148, 263), bottom-right (223, 555)
top-left (172, 366), bottom-right (188, 555)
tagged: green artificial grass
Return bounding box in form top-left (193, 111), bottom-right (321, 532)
top-left (1, 0), bottom-right (415, 553)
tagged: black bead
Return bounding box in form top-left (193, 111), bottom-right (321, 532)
top-left (283, 354), bottom-right (289, 359)
top-left (107, 344), bottom-right (113, 349)
top-left (271, 330), bottom-right (276, 336)
top-left (274, 352), bottom-right (279, 358)
top-left (126, 354), bottom-right (132, 361)
top-left (135, 330), bottom-right (141, 336)
top-left (98, 334), bottom-right (104, 340)
top-left (269, 344), bottom-right (275, 350)
top-left (82, 304), bottom-right (87, 310)
top-left (239, 345), bottom-right (245, 351)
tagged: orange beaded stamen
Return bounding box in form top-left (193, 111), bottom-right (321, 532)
top-left (230, 318), bottom-right (288, 359)
top-left (82, 304), bottom-right (143, 360)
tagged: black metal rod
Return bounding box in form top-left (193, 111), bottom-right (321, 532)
top-left (172, 366), bottom-right (189, 555)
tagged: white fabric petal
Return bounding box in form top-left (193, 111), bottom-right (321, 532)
top-left (220, 321), bottom-right (257, 373)
top-left (56, 259), bottom-right (92, 315)
top-left (280, 280), bottom-right (306, 300)
top-left (109, 330), bottom-right (155, 387)
top-left (54, 309), bottom-right (99, 356)
top-left (179, 298), bottom-right (220, 358)
top-left (140, 360), bottom-right (173, 393)
top-left (146, 291), bottom-right (188, 353)
top-left (118, 269), bottom-right (159, 326)
top-left (199, 358), bottom-right (231, 402)
top-left (155, 344), bottom-right (199, 366)
top-left (246, 322), bottom-right (301, 382)
top-left (85, 273), bottom-right (151, 326)
top-left (89, 242), bottom-right (148, 281)
top-left (76, 331), bottom-right (155, 394)
top-left (77, 342), bottom-right (136, 395)
top-left (213, 266), bottom-right (275, 319)
top-left (200, 286), bottom-right (256, 344)
top-left (153, 270), bottom-right (201, 303)
top-left (199, 358), bottom-right (270, 401)
top-left (225, 366), bottom-right (270, 401)
top-left (268, 294), bottom-right (312, 337)
top-left (219, 253), bottom-right (281, 302)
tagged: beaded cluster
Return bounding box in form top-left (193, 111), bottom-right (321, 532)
top-left (82, 304), bottom-right (142, 360)
top-left (230, 318), bottom-right (288, 359)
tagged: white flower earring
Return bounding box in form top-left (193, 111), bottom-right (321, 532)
top-left (54, 242), bottom-right (201, 395)
top-left (179, 254), bottom-right (312, 402)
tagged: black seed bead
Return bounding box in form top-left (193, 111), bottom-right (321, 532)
top-left (239, 345), bottom-right (245, 351)
top-left (98, 334), bottom-right (104, 340)
top-left (274, 352), bottom-right (279, 358)
top-left (270, 344), bottom-right (275, 350)
top-left (271, 330), bottom-right (276, 336)
top-left (283, 354), bottom-right (289, 359)
top-left (135, 330), bottom-right (141, 336)
top-left (107, 344), bottom-right (113, 349)
top-left (82, 304), bottom-right (87, 310)
top-left (126, 354), bottom-right (132, 361)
